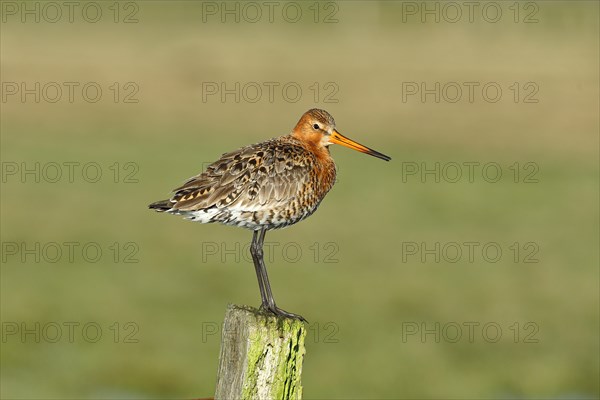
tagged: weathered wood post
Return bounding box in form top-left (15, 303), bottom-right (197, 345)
top-left (214, 304), bottom-right (307, 399)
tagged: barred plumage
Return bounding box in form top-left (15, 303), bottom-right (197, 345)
top-left (149, 109), bottom-right (390, 321)
top-left (149, 135), bottom-right (336, 230)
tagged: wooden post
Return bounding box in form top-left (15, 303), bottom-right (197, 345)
top-left (214, 304), bottom-right (306, 400)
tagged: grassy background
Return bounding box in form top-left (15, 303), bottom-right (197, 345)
top-left (1, 1), bottom-right (598, 399)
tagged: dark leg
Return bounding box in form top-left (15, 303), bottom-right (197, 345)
top-left (250, 228), bottom-right (306, 322)
top-left (250, 230), bottom-right (268, 308)
top-left (254, 228), bottom-right (276, 310)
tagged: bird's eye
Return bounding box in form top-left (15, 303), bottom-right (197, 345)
top-left (313, 124), bottom-right (320, 130)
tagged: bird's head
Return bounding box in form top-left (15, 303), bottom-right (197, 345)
top-left (292, 109), bottom-right (391, 161)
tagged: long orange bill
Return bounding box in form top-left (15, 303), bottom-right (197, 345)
top-left (330, 130), bottom-right (391, 161)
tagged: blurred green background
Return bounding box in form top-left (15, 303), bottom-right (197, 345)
top-left (1, 1), bottom-right (598, 399)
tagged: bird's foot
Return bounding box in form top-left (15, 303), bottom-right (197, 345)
top-left (260, 304), bottom-right (307, 323)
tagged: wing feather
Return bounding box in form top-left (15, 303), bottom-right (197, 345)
top-left (167, 137), bottom-right (314, 213)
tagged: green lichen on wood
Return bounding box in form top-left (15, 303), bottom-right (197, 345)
top-left (215, 304), bottom-right (306, 400)
top-left (242, 311), bottom-right (305, 399)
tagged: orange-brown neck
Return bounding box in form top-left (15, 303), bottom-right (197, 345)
top-left (292, 128), bottom-right (331, 162)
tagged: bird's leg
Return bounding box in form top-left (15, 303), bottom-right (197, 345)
top-left (250, 230), bottom-right (269, 308)
top-left (255, 228), bottom-right (276, 310)
top-left (254, 228), bottom-right (307, 322)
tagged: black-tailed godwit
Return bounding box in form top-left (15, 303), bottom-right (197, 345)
top-left (149, 109), bottom-right (390, 321)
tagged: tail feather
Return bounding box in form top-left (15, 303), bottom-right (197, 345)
top-left (148, 199), bottom-right (172, 212)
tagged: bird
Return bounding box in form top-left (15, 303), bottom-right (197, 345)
top-left (149, 109), bottom-right (390, 321)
